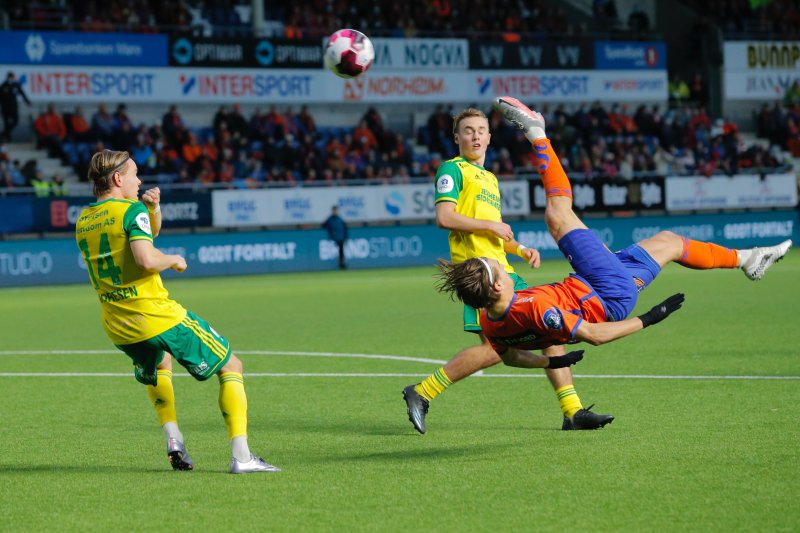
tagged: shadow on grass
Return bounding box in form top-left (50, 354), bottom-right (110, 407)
top-left (0, 464), bottom-right (178, 474)
top-left (303, 443), bottom-right (515, 464)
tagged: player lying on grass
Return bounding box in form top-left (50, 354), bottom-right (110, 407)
top-left (76, 150), bottom-right (279, 474)
top-left (435, 96), bottom-right (792, 362)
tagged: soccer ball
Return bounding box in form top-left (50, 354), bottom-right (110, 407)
top-left (324, 29), bottom-right (375, 79)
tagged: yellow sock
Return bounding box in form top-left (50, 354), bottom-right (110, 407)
top-left (219, 372), bottom-right (248, 439)
top-left (415, 368), bottom-right (452, 401)
top-left (555, 385), bottom-right (583, 418)
top-left (146, 369), bottom-right (177, 426)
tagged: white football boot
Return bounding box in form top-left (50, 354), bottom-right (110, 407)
top-left (741, 239), bottom-right (792, 281)
top-left (230, 454), bottom-right (281, 474)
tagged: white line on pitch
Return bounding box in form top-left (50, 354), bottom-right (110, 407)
top-left (0, 350), bottom-right (448, 365)
top-left (1, 350), bottom-right (797, 380)
top-left (0, 372), bottom-right (798, 380)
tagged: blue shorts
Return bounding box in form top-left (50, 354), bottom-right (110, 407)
top-left (558, 228), bottom-right (661, 321)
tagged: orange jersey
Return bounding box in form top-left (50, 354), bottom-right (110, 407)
top-left (480, 275), bottom-right (610, 352)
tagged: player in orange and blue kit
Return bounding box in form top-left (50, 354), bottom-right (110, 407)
top-left (402, 106), bottom-right (613, 435)
top-left (435, 97), bottom-right (792, 366)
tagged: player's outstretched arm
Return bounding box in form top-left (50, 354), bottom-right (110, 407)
top-left (575, 293), bottom-right (685, 345)
top-left (131, 239), bottom-right (187, 273)
top-left (499, 347), bottom-right (583, 369)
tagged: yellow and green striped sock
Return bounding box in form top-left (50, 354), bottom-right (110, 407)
top-left (555, 384), bottom-right (583, 418)
top-left (414, 368), bottom-right (452, 401)
top-left (219, 372), bottom-right (248, 439)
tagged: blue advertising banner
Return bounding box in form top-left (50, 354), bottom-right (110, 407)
top-left (594, 41), bottom-right (666, 69)
top-left (0, 224), bottom-right (451, 287)
top-left (32, 194), bottom-right (213, 232)
top-left (0, 30), bottom-right (167, 66)
top-left (0, 197), bottom-right (35, 233)
top-left (1, 211), bottom-right (796, 288)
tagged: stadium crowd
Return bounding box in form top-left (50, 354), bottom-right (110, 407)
top-left (1, 0), bottom-right (797, 192)
top-left (5, 0), bottom-right (798, 39)
top-left (3, 0), bottom-right (633, 38)
top-left (0, 99), bottom-right (794, 192)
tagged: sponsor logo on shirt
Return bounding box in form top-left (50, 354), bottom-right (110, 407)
top-left (437, 174), bottom-right (454, 193)
top-left (135, 212), bottom-right (152, 235)
top-left (543, 307), bottom-right (563, 330)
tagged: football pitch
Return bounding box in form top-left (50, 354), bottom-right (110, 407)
top-left (1, 253), bottom-right (798, 531)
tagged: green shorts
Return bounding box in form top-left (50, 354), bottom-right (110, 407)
top-left (116, 310), bottom-right (232, 386)
top-left (463, 271), bottom-right (528, 332)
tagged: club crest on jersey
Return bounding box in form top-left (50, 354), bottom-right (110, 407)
top-left (135, 212), bottom-right (152, 235)
top-left (634, 277), bottom-right (646, 292)
top-left (543, 307), bottom-right (563, 330)
top-left (437, 174), bottom-right (454, 193)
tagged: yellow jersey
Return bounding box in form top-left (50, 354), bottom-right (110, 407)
top-left (75, 198), bottom-right (186, 344)
top-left (434, 157), bottom-right (514, 273)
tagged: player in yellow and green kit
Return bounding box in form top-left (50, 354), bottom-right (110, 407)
top-left (76, 149), bottom-right (279, 474)
top-left (403, 107), bottom-right (614, 433)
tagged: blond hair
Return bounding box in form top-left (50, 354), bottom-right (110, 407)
top-left (452, 108), bottom-right (488, 135)
top-left (435, 258), bottom-right (498, 309)
top-left (87, 150), bottom-right (130, 196)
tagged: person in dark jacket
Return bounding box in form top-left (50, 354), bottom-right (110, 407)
top-left (322, 205), bottom-right (349, 269)
top-left (0, 72), bottom-right (32, 142)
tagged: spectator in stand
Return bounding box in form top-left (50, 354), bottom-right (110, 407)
top-left (113, 104), bottom-right (133, 133)
top-left (363, 107), bottom-right (391, 150)
top-left (161, 105), bottom-right (185, 147)
top-left (115, 121), bottom-right (138, 152)
top-left (91, 104), bottom-right (115, 142)
top-left (34, 104), bottom-right (66, 157)
top-left (182, 132), bottom-right (203, 170)
top-left (0, 72), bottom-right (32, 143)
top-left (7, 159), bottom-right (26, 187)
top-left (202, 134), bottom-right (220, 163)
top-left (68, 106), bottom-right (91, 142)
top-left (218, 149), bottom-right (236, 184)
top-left (669, 74), bottom-right (690, 106)
top-left (196, 156), bottom-right (217, 184)
top-left (131, 133), bottom-right (157, 175)
top-left (50, 173), bottom-right (67, 196)
top-left (248, 108), bottom-right (269, 141)
top-left (297, 105), bottom-right (317, 135)
top-left (213, 106), bottom-right (231, 137)
top-left (227, 103), bottom-right (249, 141)
top-left (265, 105), bottom-right (288, 139)
top-left (353, 120), bottom-right (378, 153)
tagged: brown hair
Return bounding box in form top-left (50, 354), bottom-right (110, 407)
top-left (87, 150), bottom-right (130, 196)
top-left (435, 258), bottom-right (498, 309)
top-left (452, 108), bottom-right (488, 135)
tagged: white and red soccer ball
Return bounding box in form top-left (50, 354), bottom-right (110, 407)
top-left (324, 29), bottom-right (375, 79)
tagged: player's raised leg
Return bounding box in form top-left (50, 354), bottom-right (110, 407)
top-left (493, 96), bottom-right (584, 242)
top-left (147, 354), bottom-right (193, 470)
top-left (218, 354), bottom-right (281, 474)
top-left (635, 231), bottom-right (792, 281)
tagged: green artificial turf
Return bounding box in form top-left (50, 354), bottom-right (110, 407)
top-left (1, 253), bottom-right (798, 531)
